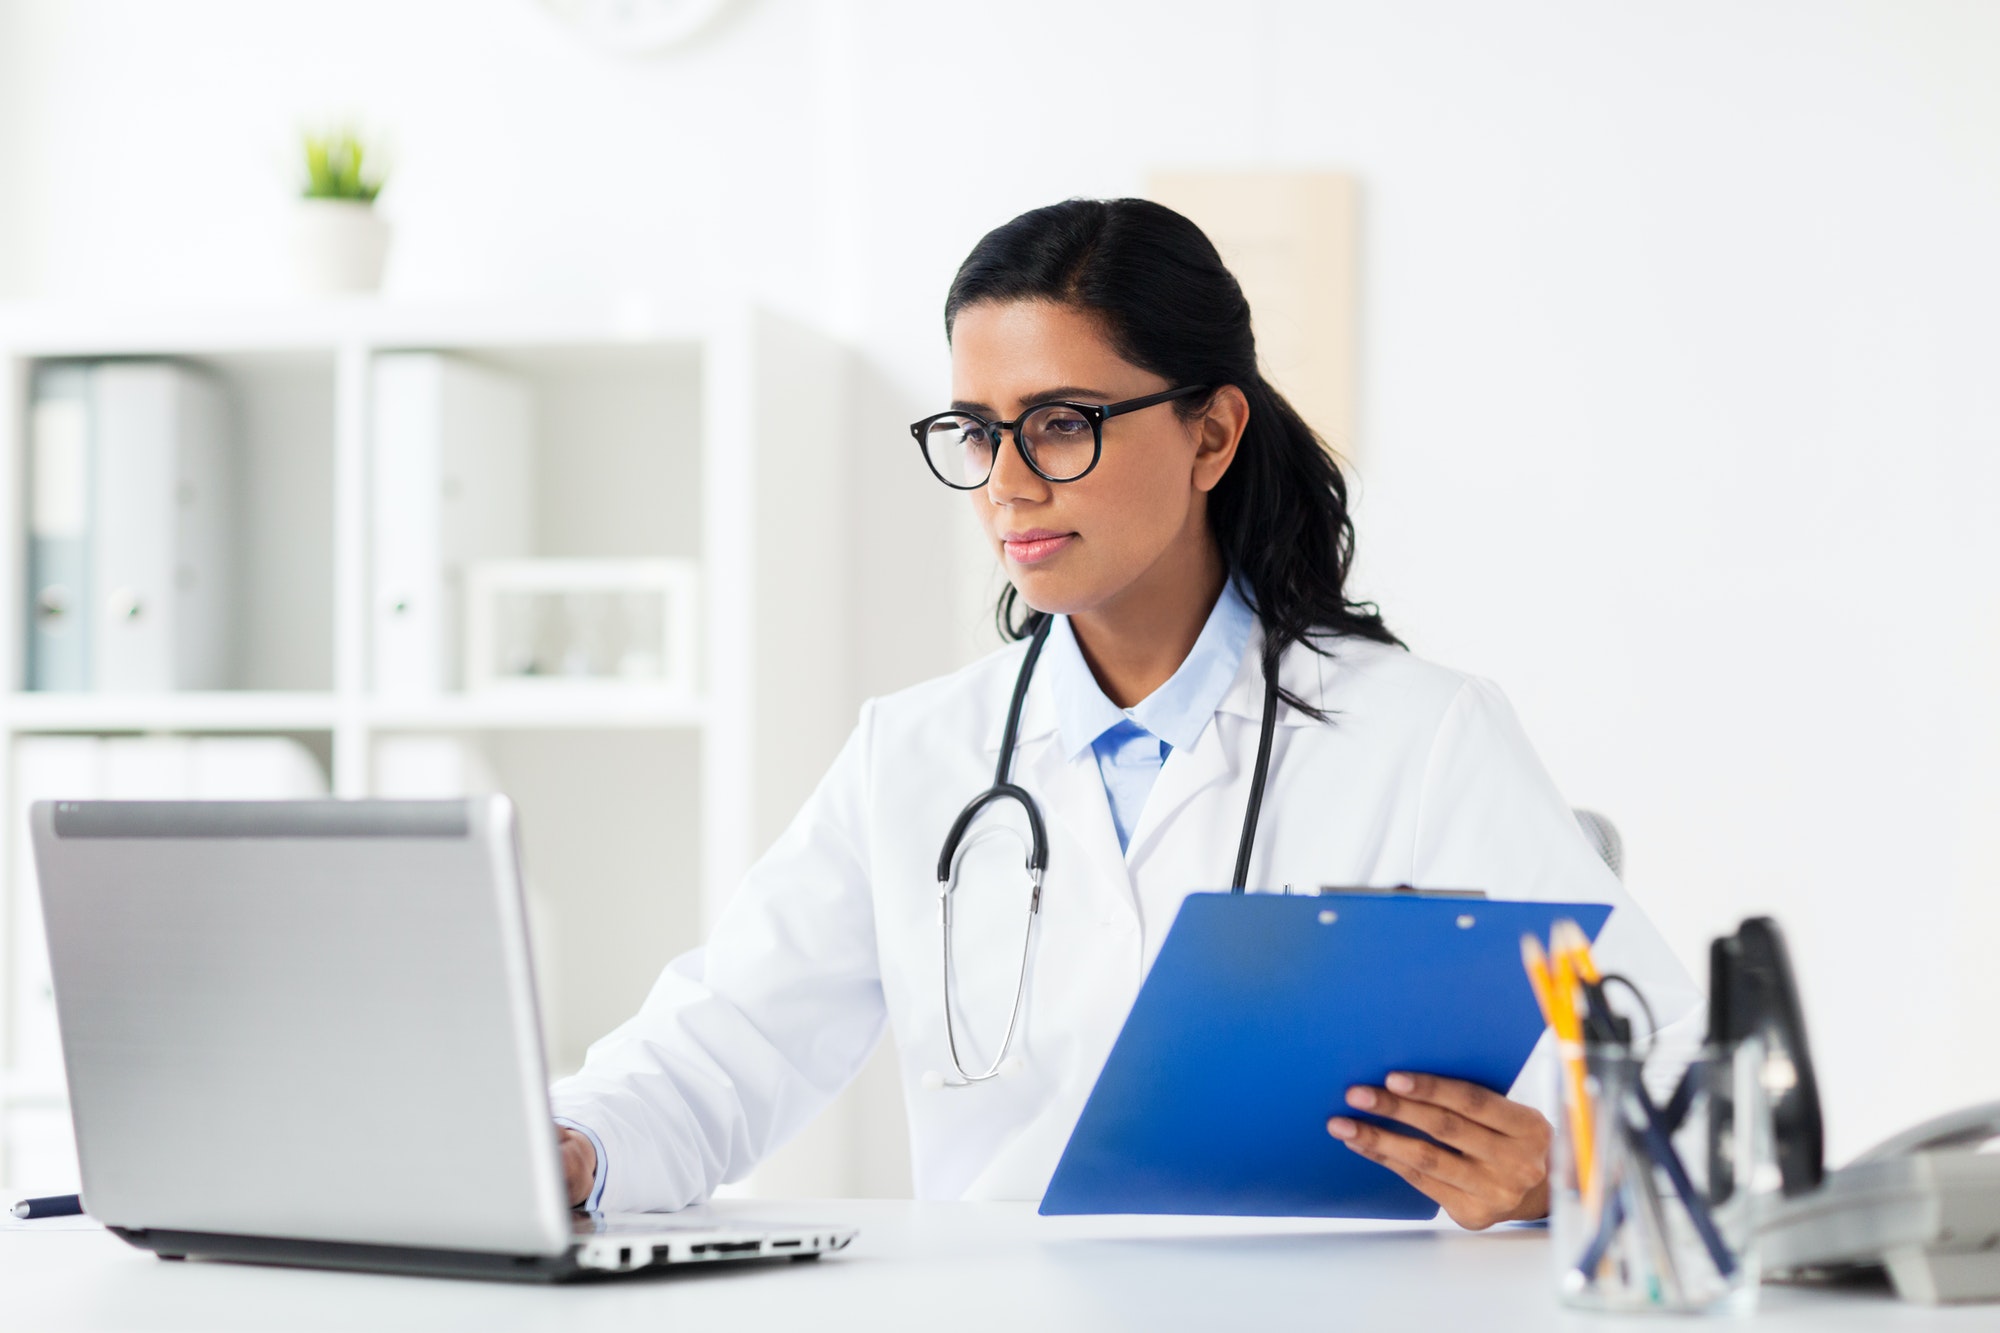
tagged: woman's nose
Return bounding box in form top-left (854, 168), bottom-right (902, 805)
top-left (985, 429), bottom-right (1049, 504)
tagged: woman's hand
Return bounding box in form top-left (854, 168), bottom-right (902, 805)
top-left (558, 1126), bottom-right (598, 1208)
top-left (1326, 1071), bottom-right (1551, 1230)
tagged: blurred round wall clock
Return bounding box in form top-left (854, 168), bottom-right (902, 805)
top-left (540, 0), bottom-right (735, 54)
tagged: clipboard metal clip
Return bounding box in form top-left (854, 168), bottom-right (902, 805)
top-left (1320, 884), bottom-right (1489, 900)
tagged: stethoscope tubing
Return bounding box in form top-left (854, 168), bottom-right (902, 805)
top-left (934, 612), bottom-right (1280, 1087)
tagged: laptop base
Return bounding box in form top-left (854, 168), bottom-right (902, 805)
top-left (110, 1226), bottom-right (830, 1284)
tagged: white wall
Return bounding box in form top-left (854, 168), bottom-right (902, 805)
top-left (4, 0), bottom-right (1998, 1171)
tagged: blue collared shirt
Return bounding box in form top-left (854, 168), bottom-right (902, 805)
top-left (1042, 579), bottom-right (1258, 854)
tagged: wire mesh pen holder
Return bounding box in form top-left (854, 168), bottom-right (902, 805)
top-left (1550, 1039), bottom-right (1771, 1314)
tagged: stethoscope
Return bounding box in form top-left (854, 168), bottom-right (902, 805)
top-left (928, 613), bottom-right (1281, 1088)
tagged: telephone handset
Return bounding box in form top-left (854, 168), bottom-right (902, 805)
top-left (1760, 1103), bottom-right (2000, 1305)
top-left (1849, 1101), bottom-right (2000, 1167)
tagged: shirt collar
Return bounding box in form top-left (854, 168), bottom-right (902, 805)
top-left (1043, 578), bottom-right (1258, 761)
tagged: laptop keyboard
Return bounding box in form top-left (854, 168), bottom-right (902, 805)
top-left (575, 1213), bottom-right (763, 1236)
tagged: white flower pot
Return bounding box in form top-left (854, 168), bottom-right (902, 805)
top-left (291, 199), bottom-right (391, 295)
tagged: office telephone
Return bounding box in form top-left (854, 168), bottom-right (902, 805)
top-left (1759, 1101), bottom-right (2000, 1304)
top-left (1705, 919), bottom-right (2000, 1304)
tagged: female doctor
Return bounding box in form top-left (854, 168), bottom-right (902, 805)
top-left (550, 198), bottom-right (1697, 1229)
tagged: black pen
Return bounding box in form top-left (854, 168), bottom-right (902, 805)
top-left (10, 1193), bottom-right (82, 1219)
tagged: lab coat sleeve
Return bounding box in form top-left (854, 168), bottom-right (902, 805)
top-left (1410, 677), bottom-right (1705, 1122)
top-left (547, 701), bottom-right (886, 1213)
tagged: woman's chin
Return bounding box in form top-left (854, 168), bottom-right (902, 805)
top-left (1007, 570), bottom-right (1100, 620)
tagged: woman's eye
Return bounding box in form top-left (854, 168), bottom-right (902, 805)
top-left (1042, 414), bottom-right (1088, 435)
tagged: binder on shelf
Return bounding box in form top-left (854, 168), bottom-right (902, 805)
top-left (370, 353), bottom-right (535, 695)
top-left (91, 363), bottom-right (233, 692)
top-left (26, 365), bottom-right (92, 691)
top-left (25, 361), bottom-right (234, 693)
top-left (370, 734), bottom-right (500, 797)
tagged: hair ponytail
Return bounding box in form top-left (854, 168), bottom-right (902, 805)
top-left (944, 198), bottom-right (1398, 716)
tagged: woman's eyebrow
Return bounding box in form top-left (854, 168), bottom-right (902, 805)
top-left (949, 386), bottom-right (1117, 414)
top-left (1028, 385), bottom-right (1115, 404)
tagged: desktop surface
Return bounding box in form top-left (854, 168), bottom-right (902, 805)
top-left (2, 1198), bottom-right (1990, 1331)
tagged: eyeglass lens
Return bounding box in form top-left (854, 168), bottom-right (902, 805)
top-left (922, 404), bottom-right (1097, 487)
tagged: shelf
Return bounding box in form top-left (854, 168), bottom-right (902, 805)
top-left (0, 295), bottom-right (713, 358)
top-left (0, 303), bottom-right (847, 1158)
top-left (362, 691), bottom-right (706, 731)
top-left (0, 692), bottom-right (342, 732)
top-left (0, 1075), bottom-right (67, 1110)
top-left (0, 691), bottom-right (708, 734)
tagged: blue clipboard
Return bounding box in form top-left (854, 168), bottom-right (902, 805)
top-left (1039, 890), bottom-right (1612, 1218)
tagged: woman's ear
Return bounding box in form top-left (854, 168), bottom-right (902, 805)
top-left (1191, 385), bottom-right (1252, 493)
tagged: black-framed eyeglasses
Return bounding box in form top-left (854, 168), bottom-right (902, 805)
top-left (909, 384), bottom-right (1212, 490)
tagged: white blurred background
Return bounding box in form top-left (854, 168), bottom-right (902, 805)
top-left (2, 0), bottom-right (1997, 1191)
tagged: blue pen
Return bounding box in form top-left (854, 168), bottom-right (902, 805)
top-left (1576, 1062), bottom-right (1702, 1274)
top-left (10, 1193), bottom-right (82, 1219)
top-left (1572, 998), bottom-right (1736, 1280)
top-left (1628, 1081), bottom-right (1737, 1277)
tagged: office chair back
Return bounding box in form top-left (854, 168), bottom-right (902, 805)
top-left (1574, 808), bottom-right (1623, 881)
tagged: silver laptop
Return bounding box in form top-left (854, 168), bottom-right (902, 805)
top-left (29, 796), bottom-right (855, 1281)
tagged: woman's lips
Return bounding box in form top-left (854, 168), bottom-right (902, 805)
top-left (1002, 531), bottom-right (1076, 565)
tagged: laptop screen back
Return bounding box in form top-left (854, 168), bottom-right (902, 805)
top-left (30, 797), bottom-right (570, 1255)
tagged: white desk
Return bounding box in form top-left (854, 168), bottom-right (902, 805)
top-left (1, 1200), bottom-right (1990, 1331)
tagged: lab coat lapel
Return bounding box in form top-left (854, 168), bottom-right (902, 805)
top-left (1120, 627), bottom-right (1274, 865)
top-left (1122, 632), bottom-right (1329, 867)
top-left (981, 664), bottom-right (1139, 922)
top-left (1121, 711), bottom-right (1239, 868)
top-left (1013, 732), bottom-right (1139, 921)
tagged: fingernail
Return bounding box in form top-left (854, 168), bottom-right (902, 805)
top-left (1327, 1117), bottom-right (1356, 1140)
top-left (1346, 1086), bottom-right (1376, 1110)
top-left (1386, 1072), bottom-right (1415, 1094)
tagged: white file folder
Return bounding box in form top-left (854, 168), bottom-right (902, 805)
top-left (27, 365), bottom-right (94, 691)
top-left (27, 361), bottom-right (233, 693)
top-left (90, 363), bottom-right (232, 692)
top-left (370, 354), bottom-right (535, 694)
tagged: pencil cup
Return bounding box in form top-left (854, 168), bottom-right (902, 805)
top-left (1549, 1041), bottom-right (1771, 1315)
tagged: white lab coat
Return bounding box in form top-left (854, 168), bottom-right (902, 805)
top-left (549, 628), bottom-right (1701, 1212)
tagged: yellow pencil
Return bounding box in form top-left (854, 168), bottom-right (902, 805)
top-left (1549, 924), bottom-right (1581, 1036)
top-left (1544, 920), bottom-right (1592, 1184)
top-left (1555, 917), bottom-right (1602, 986)
top-left (1519, 933), bottom-right (1555, 1023)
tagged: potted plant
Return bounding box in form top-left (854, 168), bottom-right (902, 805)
top-left (291, 128), bottom-right (390, 295)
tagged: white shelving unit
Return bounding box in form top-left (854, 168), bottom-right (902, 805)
top-left (0, 298), bottom-right (856, 1186)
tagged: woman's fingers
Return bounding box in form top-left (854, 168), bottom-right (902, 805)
top-left (1377, 1071), bottom-right (1544, 1137)
top-left (1340, 1083), bottom-right (1506, 1159)
top-left (1326, 1115), bottom-right (1484, 1194)
top-left (1327, 1072), bottom-right (1554, 1230)
top-left (557, 1127), bottom-right (597, 1208)
top-left (1325, 1116), bottom-right (1487, 1215)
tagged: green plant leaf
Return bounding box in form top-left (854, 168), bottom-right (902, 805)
top-left (300, 126), bottom-right (385, 203)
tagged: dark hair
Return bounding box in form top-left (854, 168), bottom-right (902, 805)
top-left (944, 197), bottom-right (1399, 715)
